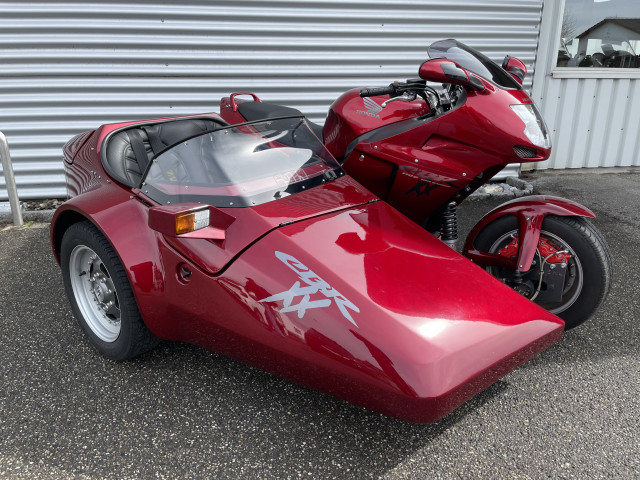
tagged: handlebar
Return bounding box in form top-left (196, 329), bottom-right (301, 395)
top-left (359, 86), bottom-right (396, 97)
top-left (359, 78), bottom-right (455, 113)
top-left (360, 79), bottom-right (427, 98)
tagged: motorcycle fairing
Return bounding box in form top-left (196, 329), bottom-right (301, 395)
top-left (221, 84), bottom-right (551, 226)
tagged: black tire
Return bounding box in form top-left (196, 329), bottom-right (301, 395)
top-left (474, 215), bottom-right (612, 329)
top-left (60, 221), bottom-right (159, 360)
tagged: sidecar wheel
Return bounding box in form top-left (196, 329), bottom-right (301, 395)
top-left (474, 215), bottom-right (611, 329)
top-left (61, 221), bottom-right (159, 360)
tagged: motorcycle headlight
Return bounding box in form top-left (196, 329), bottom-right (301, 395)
top-left (510, 104), bottom-right (551, 149)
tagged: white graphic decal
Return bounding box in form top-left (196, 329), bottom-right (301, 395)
top-left (259, 251), bottom-right (359, 326)
top-left (363, 97), bottom-right (383, 114)
top-left (356, 98), bottom-right (382, 119)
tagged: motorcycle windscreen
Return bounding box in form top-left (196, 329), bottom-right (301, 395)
top-left (428, 39), bottom-right (521, 90)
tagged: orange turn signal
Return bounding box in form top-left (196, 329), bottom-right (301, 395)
top-left (175, 208), bottom-right (210, 235)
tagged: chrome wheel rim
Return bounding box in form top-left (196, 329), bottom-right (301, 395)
top-left (69, 245), bottom-right (121, 342)
top-left (487, 229), bottom-right (584, 315)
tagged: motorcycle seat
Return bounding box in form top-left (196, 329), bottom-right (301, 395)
top-left (237, 101), bottom-right (324, 141)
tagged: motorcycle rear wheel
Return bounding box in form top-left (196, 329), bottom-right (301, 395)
top-left (474, 215), bottom-right (612, 329)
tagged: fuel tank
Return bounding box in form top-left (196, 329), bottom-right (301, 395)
top-left (323, 88), bottom-right (431, 160)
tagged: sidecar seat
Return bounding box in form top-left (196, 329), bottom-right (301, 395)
top-left (237, 101), bottom-right (324, 141)
top-left (103, 117), bottom-right (227, 187)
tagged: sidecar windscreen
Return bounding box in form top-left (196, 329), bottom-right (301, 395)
top-left (140, 117), bottom-right (343, 208)
top-left (428, 39), bottom-right (521, 90)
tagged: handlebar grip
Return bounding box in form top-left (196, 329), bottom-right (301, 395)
top-left (359, 86), bottom-right (395, 97)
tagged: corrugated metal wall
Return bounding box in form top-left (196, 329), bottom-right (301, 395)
top-left (536, 77), bottom-right (640, 169)
top-left (0, 0), bottom-right (543, 200)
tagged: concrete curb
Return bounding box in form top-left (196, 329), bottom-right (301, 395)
top-left (0, 208), bottom-right (55, 225)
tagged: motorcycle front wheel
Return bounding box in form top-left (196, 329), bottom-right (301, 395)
top-left (474, 215), bottom-right (612, 329)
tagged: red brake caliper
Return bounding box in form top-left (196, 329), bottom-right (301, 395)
top-left (496, 235), bottom-right (572, 302)
top-left (497, 236), bottom-right (571, 265)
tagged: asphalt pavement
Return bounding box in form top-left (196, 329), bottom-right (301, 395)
top-left (0, 171), bottom-right (638, 479)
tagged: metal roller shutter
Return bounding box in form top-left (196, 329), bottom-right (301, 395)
top-left (0, 0), bottom-right (543, 199)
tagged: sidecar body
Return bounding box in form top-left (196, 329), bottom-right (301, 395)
top-left (52, 114), bottom-right (563, 423)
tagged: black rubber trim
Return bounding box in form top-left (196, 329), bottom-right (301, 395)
top-left (386, 163), bottom-right (399, 199)
top-left (360, 85), bottom-right (395, 97)
top-left (507, 66), bottom-right (526, 82)
top-left (210, 199), bottom-right (380, 277)
top-left (468, 74), bottom-right (485, 91)
top-left (126, 129), bottom-right (151, 181)
top-left (142, 126), bottom-right (166, 155)
top-left (441, 62), bottom-right (468, 82)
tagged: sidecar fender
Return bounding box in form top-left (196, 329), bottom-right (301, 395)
top-left (463, 195), bottom-right (595, 272)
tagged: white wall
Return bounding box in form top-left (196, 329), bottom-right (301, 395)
top-left (0, 0), bottom-right (543, 199)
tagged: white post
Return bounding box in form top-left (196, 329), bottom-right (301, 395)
top-left (0, 131), bottom-right (24, 227)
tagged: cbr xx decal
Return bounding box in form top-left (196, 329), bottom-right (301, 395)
top-left (259, 251), bottom-right (359, 326)
top-left (401, 166), bottom-right (459, 197)
top-left (405, 179), bottom-right (442, 197)
top-left (399, 165), bottom-right (459, 185)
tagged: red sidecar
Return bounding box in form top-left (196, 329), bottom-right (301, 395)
top-left (51, 115), bottom-right (563, 423)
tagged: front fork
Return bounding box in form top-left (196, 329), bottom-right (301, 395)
top-left (435, 201), bottom-right (547, 262)
top-left (465, 209), bottom-right (545, 271)
top-left (461, 195), bottom-right (595, 271)
top-left (436, 202), bottom-right (548, 267)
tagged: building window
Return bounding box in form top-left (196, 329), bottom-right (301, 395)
top-left (557, 0), bottom-right (640, 68)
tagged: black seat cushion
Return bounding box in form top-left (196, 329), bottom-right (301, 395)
top-left (103, 117), bottom-right (226, 187)
top-left (237, 101), bottom-right (324, 141)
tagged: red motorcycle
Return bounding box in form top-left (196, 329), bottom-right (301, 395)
top-left (220, 39), bottom-right (611, 328)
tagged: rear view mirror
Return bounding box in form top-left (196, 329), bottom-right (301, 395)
top-left (148, 203), bottom-right (235, 240)
top-left (419, 58), bottom-right (484, 91)
top-left (502, 55), bottom-right (527, 84)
